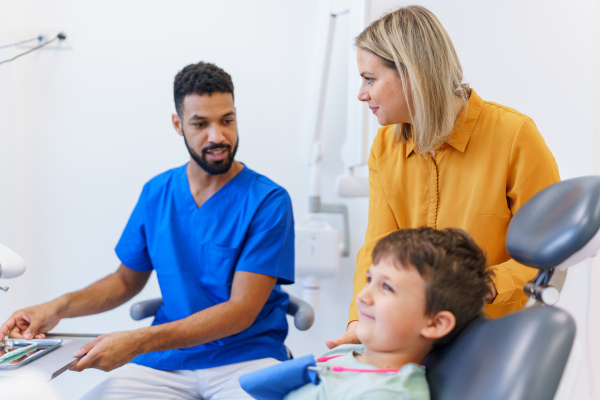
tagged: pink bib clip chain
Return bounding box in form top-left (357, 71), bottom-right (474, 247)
top-left (308, 354), bottom-right (401, 374)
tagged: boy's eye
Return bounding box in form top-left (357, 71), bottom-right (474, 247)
top-left (383, 283), bottom-right (394, 293)
top-left (364, 77), bottom-right (373, 84)
top-left (222, 119), bottom-right (234, 125)
top-left (193, 122), bottom-right (206, 128)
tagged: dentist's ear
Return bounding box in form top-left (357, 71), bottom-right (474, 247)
top-left (172, 113), bottom-right (183, 137)
top-left (421, 311), bottom-right (456, 340)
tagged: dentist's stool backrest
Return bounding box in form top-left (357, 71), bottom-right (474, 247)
top-left (130, 293), bottom-right (315, 331)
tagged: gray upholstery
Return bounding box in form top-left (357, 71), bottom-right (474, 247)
top-left (426, 176), bottom-right (600, 399)
top-left (130, 298), bottom-right (163, 321)
top-left (285, 294), bottom-right (315, 331)
top-left (130, 294), bottom-right (315, 331)
top-left (506, 176), bottom-right (600, 269)
top-left (425, 306), bottom-right (576, 400)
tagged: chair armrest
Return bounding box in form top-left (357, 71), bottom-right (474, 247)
top-left (287, 294), bottom-right (314, 331)
top-left (130, 298), bottom-right (163, 321)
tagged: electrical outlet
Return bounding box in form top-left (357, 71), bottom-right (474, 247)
top-left (12, 25), bottom-right (73, 49)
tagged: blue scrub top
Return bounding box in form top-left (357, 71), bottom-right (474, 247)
top-left (115, 164), bottom-right (295, 370)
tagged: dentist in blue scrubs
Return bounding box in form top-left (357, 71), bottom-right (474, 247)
top-left (0, 62), bottom-right (295, 400)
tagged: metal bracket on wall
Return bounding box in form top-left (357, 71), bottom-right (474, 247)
top-left (309, 195), bottom-right (350, 257)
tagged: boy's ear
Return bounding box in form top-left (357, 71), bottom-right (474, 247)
top-left (421, 311), bottom-right (456, 340)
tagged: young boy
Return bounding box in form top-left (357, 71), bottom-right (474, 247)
top-left (283, 227), bottom-right (490, 399)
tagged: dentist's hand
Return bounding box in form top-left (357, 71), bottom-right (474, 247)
top-left (325, 320), bottom-right (361, 349)
top-left (0, 303), bottom-right (62, 340)
top-left (71, 330), bottom-right (142, 372)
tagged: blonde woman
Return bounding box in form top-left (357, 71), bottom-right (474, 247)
top-left (327, 5), bottom-right (560, 348)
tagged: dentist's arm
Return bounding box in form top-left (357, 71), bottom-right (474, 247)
top-left (71, 270), bottom-right (277, 372)
top-left (0, 264), bottom-right (151, 340)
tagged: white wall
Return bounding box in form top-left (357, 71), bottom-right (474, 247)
top-left (0, 1), bottom-right (595, 399)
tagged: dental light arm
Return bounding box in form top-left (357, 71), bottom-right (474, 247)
top-left (0, 244), bottom-right (26, 292)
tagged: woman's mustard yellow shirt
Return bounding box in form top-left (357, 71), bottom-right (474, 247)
top-left (350, 89), bottom-right (560, 322)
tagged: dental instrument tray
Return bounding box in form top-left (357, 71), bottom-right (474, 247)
top-left (0, 339), bottom-right (62, 370)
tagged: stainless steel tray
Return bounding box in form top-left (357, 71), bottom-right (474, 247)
top-left (0, 339), bottom-right (62, 370)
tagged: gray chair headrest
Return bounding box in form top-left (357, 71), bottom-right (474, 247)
top-left (506, 176), bottom-right (600, 269)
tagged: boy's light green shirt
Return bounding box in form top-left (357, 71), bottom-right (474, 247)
top-left (284, 344), bottom-right (429, 400)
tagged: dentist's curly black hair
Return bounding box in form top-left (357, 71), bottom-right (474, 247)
top-left (173, 61), bottom-right (234, 117)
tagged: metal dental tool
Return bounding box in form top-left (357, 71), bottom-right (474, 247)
top-left (0, 339), bottom-right (14, 352)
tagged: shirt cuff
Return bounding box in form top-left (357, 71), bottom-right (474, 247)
top-left (488, 264), bottom-right (516, 304)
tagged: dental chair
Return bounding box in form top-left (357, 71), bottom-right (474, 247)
top-left (130, 293), bottom-right (315, 331)
top-left (425, 176), bottom-right (600, 400)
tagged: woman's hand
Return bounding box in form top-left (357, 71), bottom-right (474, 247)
top-left (325, 320), bottom-right (361, 349)
top-left (485, 279), bottom-right (498, 303)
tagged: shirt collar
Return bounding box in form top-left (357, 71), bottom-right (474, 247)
top-left (405, 89), bottom-right (484, 158)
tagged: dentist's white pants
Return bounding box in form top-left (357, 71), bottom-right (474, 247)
top-left (80, 358), bottom-right (280, 400)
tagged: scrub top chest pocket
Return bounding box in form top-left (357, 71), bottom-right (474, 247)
top-left (202, 243), bottom-right (241, 299)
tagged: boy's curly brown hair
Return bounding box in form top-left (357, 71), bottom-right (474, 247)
top-left (372, 227), bottom-right (491, 345)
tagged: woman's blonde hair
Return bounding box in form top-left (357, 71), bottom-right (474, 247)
top-left (356, 5), bottom-right (470, 154)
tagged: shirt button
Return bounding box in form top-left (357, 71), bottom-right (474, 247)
top-left (430, 199), bottom-right (435, 203)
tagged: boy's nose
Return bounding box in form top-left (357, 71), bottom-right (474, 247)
top-left (357, 287), bottom-right (373, 305)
